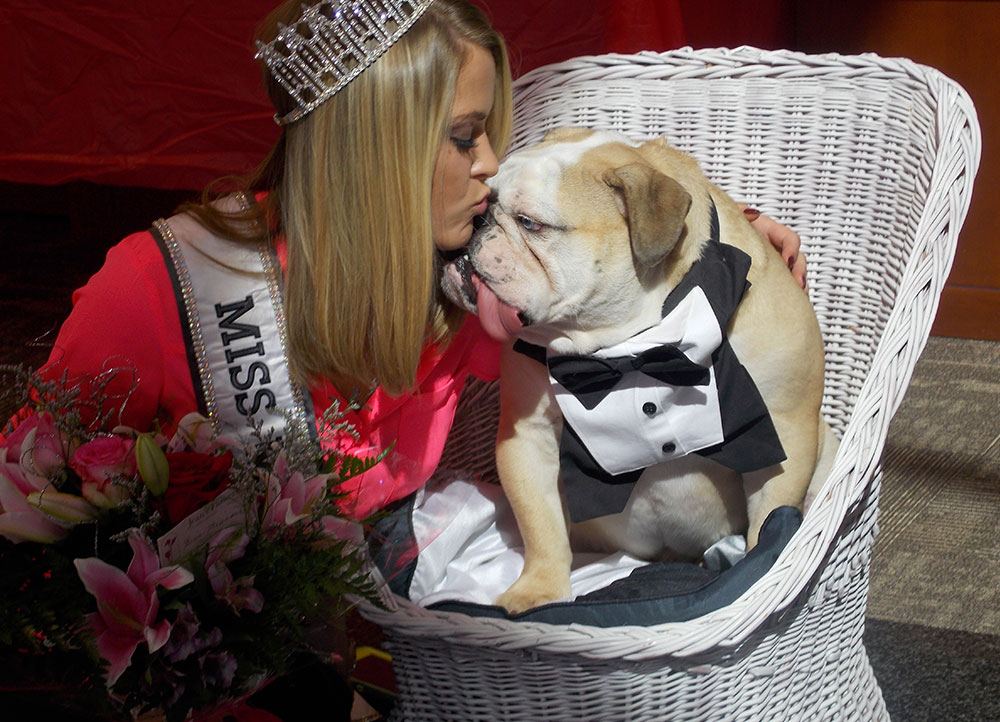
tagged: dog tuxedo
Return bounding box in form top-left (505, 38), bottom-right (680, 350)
top-left (515, 209), bottom-right (786, 522)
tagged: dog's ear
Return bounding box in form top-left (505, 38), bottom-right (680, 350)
top-left (602, 163), bottom-right (692, 267)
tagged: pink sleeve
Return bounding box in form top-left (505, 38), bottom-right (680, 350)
top-left (41, 231), bottom-right (195, 432)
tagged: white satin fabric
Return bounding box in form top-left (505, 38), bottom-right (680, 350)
top-left (404, 477), bottom-right (745, 608)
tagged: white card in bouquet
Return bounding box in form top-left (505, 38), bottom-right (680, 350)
top-left (157, 488), bottom-right (252, 567)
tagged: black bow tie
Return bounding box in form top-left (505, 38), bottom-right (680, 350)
top-left (547, 345), bottom-right (710, 410)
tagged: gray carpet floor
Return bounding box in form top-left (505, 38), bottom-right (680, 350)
top-left (865, 335), bottom-right (1000, 721)
top-left (1, 191), bottom-right (998, 720)
top-left (872, 336), bottom-right (1000, 635)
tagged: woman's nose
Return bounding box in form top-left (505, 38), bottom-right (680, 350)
top-left (474, 135), bottom-right (499, 179)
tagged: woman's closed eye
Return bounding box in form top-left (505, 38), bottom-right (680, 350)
top-left (449, 113), bottom-right (489, 154)
top-left (450, 122), bottom-right (485, 153)
top-left (451, 134), bottom-right (477, 151)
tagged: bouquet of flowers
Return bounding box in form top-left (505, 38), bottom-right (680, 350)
top-left (0, 366), bottom-right (384, 721)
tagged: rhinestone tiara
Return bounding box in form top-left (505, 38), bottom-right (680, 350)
top-left (256, 0), bottom-right (437, 126)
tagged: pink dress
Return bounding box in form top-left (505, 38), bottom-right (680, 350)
top-left (42, 227), bottom-right (500, 520)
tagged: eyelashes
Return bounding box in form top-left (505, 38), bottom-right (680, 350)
top-left (449, 120), bottom-right (488, 154)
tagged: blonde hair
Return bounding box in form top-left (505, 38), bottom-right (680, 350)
top-left (185, 0), bottom-right (512, 396)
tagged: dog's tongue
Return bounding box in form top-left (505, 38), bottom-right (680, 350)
top-left (472, 275), bottom-right (523, 343)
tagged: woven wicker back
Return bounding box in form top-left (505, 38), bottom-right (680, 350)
top-left (362, 48), bottom-right (981, 722)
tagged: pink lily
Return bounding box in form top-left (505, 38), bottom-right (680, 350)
top-left (25, 489), bottom-right (99, 523)
top-left (169, 412), bottom-right (240, 454)
top-left (319, 515), bottom-right (365, 546)
top-left (0, 472), bottom-right (68, 543)
top-left (262, 452), bottom-right (329, 531)
top-left (74, 535), bottom-right (193, 685)
top-left (205, 527), bottom-right (264, 615)
top-left (0, 412), bottom-right (72, 491)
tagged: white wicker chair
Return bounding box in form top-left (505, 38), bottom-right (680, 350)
top-left (359, 47), bottom-right (981, 721)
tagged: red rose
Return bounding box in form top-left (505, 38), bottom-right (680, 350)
top-left (161, 450), bottom-right (234, 525)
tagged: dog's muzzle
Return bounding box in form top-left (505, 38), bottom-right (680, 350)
top-left (441, 253), bottom-right (531, 344)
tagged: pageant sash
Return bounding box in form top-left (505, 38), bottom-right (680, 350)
top-left (152, 196), bottom-right (314, 443)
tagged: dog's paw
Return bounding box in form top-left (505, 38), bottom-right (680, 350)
top-left (495, 573), bottom-right (570, 614)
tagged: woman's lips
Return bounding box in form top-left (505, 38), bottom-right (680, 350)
top-left (473, 197), bottom-right (489, 216)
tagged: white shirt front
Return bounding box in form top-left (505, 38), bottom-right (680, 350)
top-left (550, 286), bottom-right (725, 476)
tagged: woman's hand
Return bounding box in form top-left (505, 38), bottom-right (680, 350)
top-left (740, 205), bottom-right (807, 290)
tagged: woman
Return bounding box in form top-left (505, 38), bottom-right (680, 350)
top-left (36, 0), bottom-right (804, 521)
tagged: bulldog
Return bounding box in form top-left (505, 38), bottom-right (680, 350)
top-left (441, 127), bottom-right (834, 614)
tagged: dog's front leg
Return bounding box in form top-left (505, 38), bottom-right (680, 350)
top-left (742, 407), bottom-right (820, 549)
top-left (494, 343), bottom-right (570, 614)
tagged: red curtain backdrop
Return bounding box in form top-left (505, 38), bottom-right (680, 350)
top-left (0, 1), bottom-right (792, 191)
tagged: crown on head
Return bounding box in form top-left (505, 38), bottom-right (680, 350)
top-left (256, 0), bottom-right (437, 126)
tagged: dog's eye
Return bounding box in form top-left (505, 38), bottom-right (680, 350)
top-left (517, 215), bottom-right (544, 232)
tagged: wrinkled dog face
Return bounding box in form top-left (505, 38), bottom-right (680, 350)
top-left (441, 129), bottom-right (664, 348)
